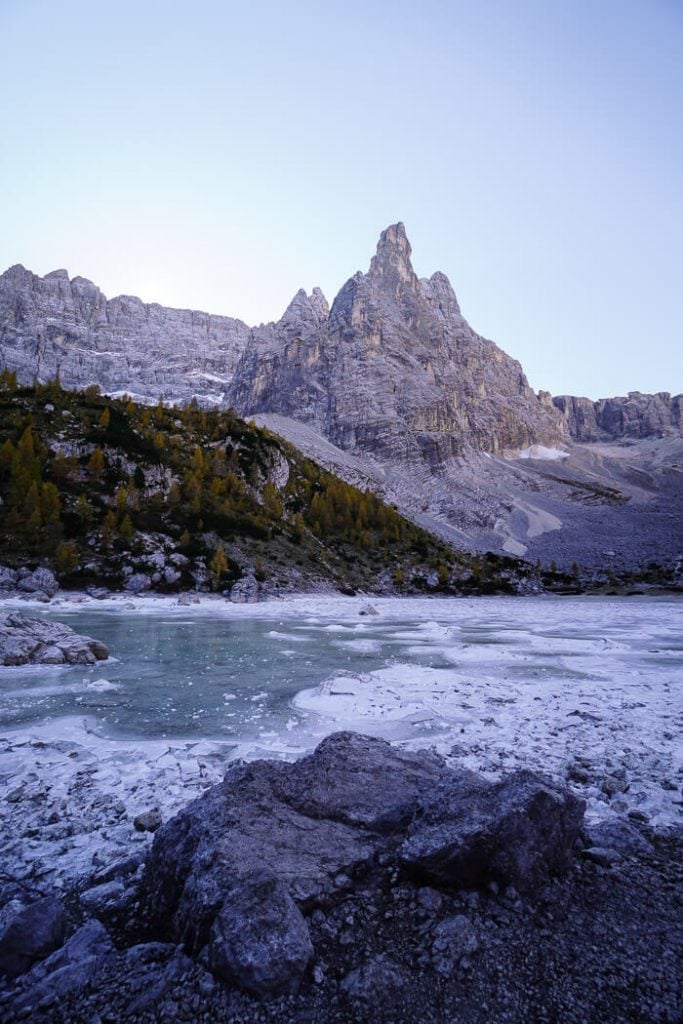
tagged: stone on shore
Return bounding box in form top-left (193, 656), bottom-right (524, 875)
top-left (17, 567), bottom-right (60, 598)
top-left (228, 572), bottom-right (261, 603)
top-left (0, 612), bottom-right (109, 666)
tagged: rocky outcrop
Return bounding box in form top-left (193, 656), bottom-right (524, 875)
top-left (0, 264), bottom-right (250, 405)
top-left (1, 918), bottom-right (114, 1012)
top-left (0, 612), bottom-right (108, 665)
top-left (230, 223), bottom-right (568, 460)
top-left (554, 391), bottom-right (682, 441)
top-left (0, 565), bottom-right (59, 600)
top-left (399, 769), bottom-right (583, 891)
top-left (139, 732), bottom-right (584, 997)
top-left (2, 230), bottom-right (679, 458)
top-left (228, 572), bottom-right (261, 603)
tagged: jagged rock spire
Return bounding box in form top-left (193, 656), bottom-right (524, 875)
top-left (369, 222), bottom-right (418, 295)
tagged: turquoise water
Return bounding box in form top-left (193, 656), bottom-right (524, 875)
top-left (0, 611), bottom-right (448, 740)
top-left (0, 596), bottom-right (680, 749)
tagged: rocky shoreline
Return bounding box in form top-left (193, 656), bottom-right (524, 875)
top-left (0, 733), bottom-right (681, 1024)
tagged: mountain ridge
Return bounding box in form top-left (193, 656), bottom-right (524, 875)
top-left (1, 233), bottom-right (679, 444)
top-left (1, 226), bottom-right (681, 574)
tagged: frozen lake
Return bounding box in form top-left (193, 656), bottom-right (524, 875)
top-left (0, 593), bottom-right (681, 888)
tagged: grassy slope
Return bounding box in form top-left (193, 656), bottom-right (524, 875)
top-left (0, 378), bottom-right (541, 596)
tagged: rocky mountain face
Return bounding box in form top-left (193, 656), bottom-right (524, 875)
top-left (230, 223), bottom-right (568, 461)
top-left (2, 231), bottom-right (678, 452)
top-left (553, 392), bottom-right (681, 441)
top-left (0, 264), bottom-right (250, 405)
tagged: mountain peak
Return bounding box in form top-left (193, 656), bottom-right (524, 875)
top-left (378, 221), bottom-right (411, 254)
top-left (369, 222), bottom-right (417, 293)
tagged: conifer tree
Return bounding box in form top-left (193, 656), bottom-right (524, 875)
top-left (119, 514), bottom-right (134, 541)
top-left (88, 447), bottom-right (106, 479)
top-left (210, 545), bottom-right (229, 588)
top-left (55, 540), bottom-right (79, 573)
top-left (76, 494), bottom-right (94, 527)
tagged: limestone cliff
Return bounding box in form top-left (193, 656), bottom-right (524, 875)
top-left (230, 223), bottom-right (568, 460)
top-left (1, 228), bottom-right (678, 453)
top-left (553, 392), bottom-right (682, 441)
top-left (0, 264), bottom-right (250, 405)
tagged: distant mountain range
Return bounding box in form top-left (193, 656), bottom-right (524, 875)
top-left (1, 225), bottom-right (681, 575)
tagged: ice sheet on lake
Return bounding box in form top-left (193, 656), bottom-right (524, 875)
top-left (0, 593), bottom-right (681, 892)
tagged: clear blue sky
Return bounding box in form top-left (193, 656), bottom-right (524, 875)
top-left (1, 0), bottom-right (681, 399)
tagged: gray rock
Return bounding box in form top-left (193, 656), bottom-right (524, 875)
top-left (79, 880), bottom-right (127, 915)
top-left (585, 819), bottom-right (652, 857)
top-left (13, 917), bottom-right (112, 984)
top-left (140, 741), bottom-right (382, 955)
top-left (121, 945), bottom-right (197, 1016)
top-left (7, 920), bottom-right (114, 1013)
top-left (34, 643), bottom-right (66, 664)
top-left (554, 391), bottom-right (681, 441)
top-left (208, 869), bottom-right (313, 997)
top-left (399, 769), bottom-right (585, 894)
top-left (273, 731), bottom-right (451, 833)
top-left (0, 612), bottom-right (109, 666)
top-left (0, 263), bottom-right (250, 406)
top-left (0, 565), bottom-right (18, 589)
top-left (229, 573), bottom-right (260, 603)
top-left (431, 915), bottom-right (479, 975)
top-left (16, 566), bottom-right (59, 597)
top-left (139, 732), bottom-right (583, 997)
top-left (417, 886), bottom-right (443, 913)
top-left (231, 223), bottom-right (567, 460)
top-left (341, 954), bottom-right (406, 1005)
top-left (90, 852), bottom-right (144, 886)
top-left (602, 773), bottom-right (629, 798)
top-left (0, 896), bottom-right (68, 979)
top-left (134, 808), bottom-right (163, 832)
top-left (125, 573), bottom-right (151, 593)
top-left (583, 846), bottom-right (622, 867)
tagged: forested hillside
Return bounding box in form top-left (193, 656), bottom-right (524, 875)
top-left (0, 373), bottom-right (532, 596)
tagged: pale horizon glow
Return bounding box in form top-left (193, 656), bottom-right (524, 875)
top-left (1, 0), bottom-right (681, 401)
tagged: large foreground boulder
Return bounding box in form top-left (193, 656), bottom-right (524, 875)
top-left (139, 733), bottom-right (584, 998)
top-left (0, 612), bottom-right (109, 665)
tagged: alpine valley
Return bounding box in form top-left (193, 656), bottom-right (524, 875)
top-left (0, 224), bottom-right (681, 586)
